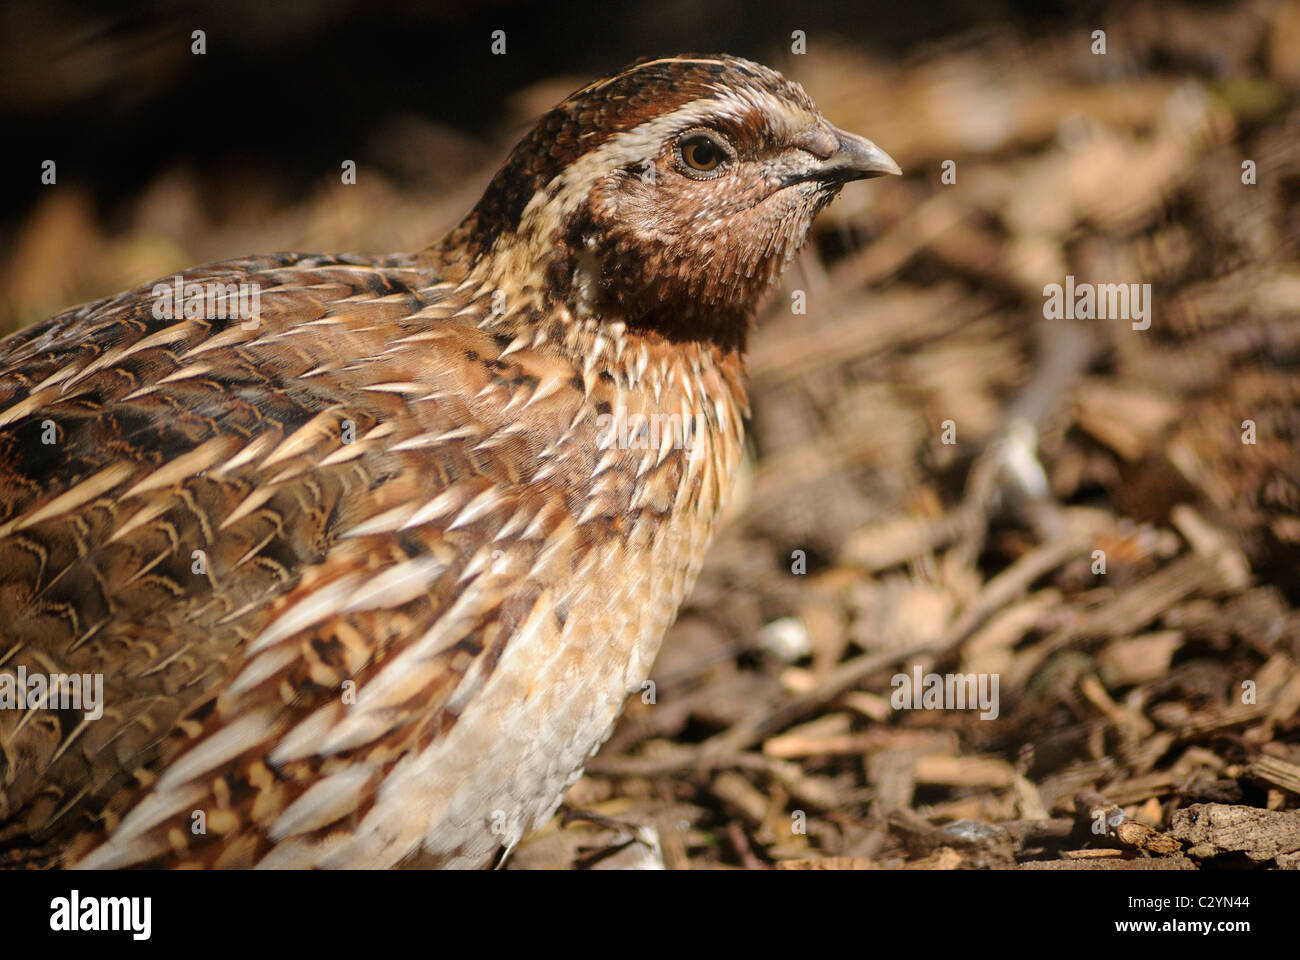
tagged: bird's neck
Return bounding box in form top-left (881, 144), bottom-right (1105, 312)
top-left (430, 223), bottom-right (756, 358)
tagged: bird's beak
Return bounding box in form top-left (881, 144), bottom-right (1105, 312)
top-left (816, 126), bottom-right (902, 182)
top-left (787, 123), bottom-right (901, 188)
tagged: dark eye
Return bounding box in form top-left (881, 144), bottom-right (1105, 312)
top-left (677, 132), bottom-right (730, 176)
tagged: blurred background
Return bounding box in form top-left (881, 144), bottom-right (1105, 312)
top-left (3, 0), bottom-right (1299, 869)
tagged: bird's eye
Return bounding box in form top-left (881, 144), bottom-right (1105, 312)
top-left (676, 132), bottom-right (730, 177)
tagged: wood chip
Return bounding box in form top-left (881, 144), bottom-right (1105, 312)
top-left (1169, 804), bottom-right (1300, 863)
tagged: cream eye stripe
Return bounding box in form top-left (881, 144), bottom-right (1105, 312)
top-left (516, 90), bottom-right (817, 231)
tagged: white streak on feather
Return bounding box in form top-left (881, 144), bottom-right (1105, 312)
top-left (218, 485), bottom-right (278, 530)
top-left (31, 362), bottom-right (80, 393)
top-left (226, 642), bottom-right (300, 696)
top-left (520, 501), bottom-right (561, 541)
top-left (214, 433), bottom-right (277, 476)
top-left (492, 505), bottom-right (533, 542)
top-left (64, 320), bottom-right (198, 388)
top-left (261, 409), bottom-right (346, 468)
top-left (179, 323), bottom-right (257, 359)
top-left (447, 487), bottom-right (504, 531)
top-left (267, 702), bottom-right (342, 766)
top-left (256, 834), bottom-right (350, 870)
top-left (522, 370), bottom-right (568, 409)
top-left (0, 462), bottom-right (134, 537)
top-left (74, 791), bottom-right (202, 869)
top-left (0, 386), bottom-right (60, 429)
top-left (121, 436), bottom-right (234, 499)
top-left (342, 554), bottom-right (446, 612)
top-left (342, 504), bottom-right (417, 538)
top-left (401, 485), bottom-right (475, 529)
top-left (361, 382), bottom-right (425, 395)
top-left (249, 573), bottom-right (365, 654)
top-left (154, 708), bottom-right (279, 794)
top-left (270, 766), bottom-right (375, 841)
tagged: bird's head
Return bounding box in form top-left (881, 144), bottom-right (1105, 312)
top-left (437, 54), bottom-right (900, 350)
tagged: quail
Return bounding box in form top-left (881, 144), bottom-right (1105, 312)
top-left (0, 54), bottom-right (899, 868)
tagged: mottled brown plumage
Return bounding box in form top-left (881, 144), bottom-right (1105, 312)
top-left (0, 55), bottom-right (898, 868)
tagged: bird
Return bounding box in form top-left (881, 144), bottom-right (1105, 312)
top-left (0, 54), bottom-right (899, 868)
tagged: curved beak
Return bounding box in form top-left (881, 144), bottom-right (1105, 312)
top-left (786, 124), bottom-right (901, 188)
top-left (817, 126), bottom-right (902, 182)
